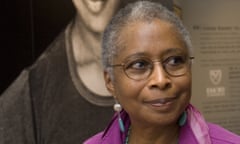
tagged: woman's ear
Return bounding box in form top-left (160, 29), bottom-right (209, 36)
top-left (104, 70), bottom-right (115, 95)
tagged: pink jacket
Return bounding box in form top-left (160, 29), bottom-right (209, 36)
top-left (84, 104), bottom-right (240, 144)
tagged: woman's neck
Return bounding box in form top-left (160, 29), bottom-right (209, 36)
top-left (128, 124), bottom-right (179, 144)
top-left (70, 16), bottom-right (110, 96)
top-left (71, 16), bottom-right (102, 65)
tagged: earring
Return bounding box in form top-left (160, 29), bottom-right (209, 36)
top-left (178, 111), bottom-right (187, 126)
top-left (114, 103), bottom-right (125, 133)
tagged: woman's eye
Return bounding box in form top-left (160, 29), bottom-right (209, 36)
top-left (166, 56), bottom-right (185, 66)
top-left (126, 60), bottom-right (150, 70)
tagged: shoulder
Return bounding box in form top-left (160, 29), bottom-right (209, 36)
top-left (28, 29), bottom-right (68, 81)
top-left (83, 132), bottom-right (104, 144)
top-left (32, 31), bottom-right (66, 68)
top-left (83, 111), bottom-right (130, 144)
top-left (208, 123), bottom-right (240, 144)
top-left (0, 70), bottom-right (30, 102)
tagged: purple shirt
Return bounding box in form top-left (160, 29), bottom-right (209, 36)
top-left (84, 110), bottom-right (240, 144)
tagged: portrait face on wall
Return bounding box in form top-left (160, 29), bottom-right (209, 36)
top-left (72, 0), bottom-right (121, 33)
top-left (72, 0), bottom-right (173, 34)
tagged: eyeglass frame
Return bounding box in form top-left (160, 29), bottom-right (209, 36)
top-left (108, 56), bottom-right (194, 81)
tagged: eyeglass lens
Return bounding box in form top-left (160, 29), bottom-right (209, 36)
top-left (123, 55), bottom-right (192, 80)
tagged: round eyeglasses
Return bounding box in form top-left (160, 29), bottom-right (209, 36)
top-left (109, 55), bottom-right (194, 81)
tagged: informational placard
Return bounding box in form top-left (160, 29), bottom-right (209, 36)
top-left (182, 0), bottom-right (240, 134)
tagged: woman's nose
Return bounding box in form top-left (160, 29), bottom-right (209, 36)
top-left (147, 63), bottom-right (171, 90)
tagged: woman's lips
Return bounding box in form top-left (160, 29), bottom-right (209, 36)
top-left (144, 96), bottom-right (178, 107)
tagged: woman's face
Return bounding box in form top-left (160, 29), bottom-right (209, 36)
top-left (72, 0), bottom-right (120, 33)
top-left (106, 19), bottom-right (191, 127)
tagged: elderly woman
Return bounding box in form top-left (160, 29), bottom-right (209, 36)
top-left (84, 1), bottom-right (240, 144)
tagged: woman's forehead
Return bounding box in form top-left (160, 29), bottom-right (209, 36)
top-left (115, 19), bottom-right (187, 60)
top-left (119, 20), bottom-right (183, 46)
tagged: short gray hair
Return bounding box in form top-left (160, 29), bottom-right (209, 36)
top-left (102, 1), bottom-right (192, 73)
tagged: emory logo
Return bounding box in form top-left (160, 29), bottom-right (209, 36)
top-left (209, 69), bottom-right (222, 85)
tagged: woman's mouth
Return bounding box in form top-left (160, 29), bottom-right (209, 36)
top-left (144, 96), bottom-right (178, 110)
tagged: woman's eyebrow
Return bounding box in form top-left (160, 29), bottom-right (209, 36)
top-left (122, 48), bottom-right (187, 61)
top-left (124, 52), bottom-right (148, 60)
top-left (162, 48), bottom-right (187, 55)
